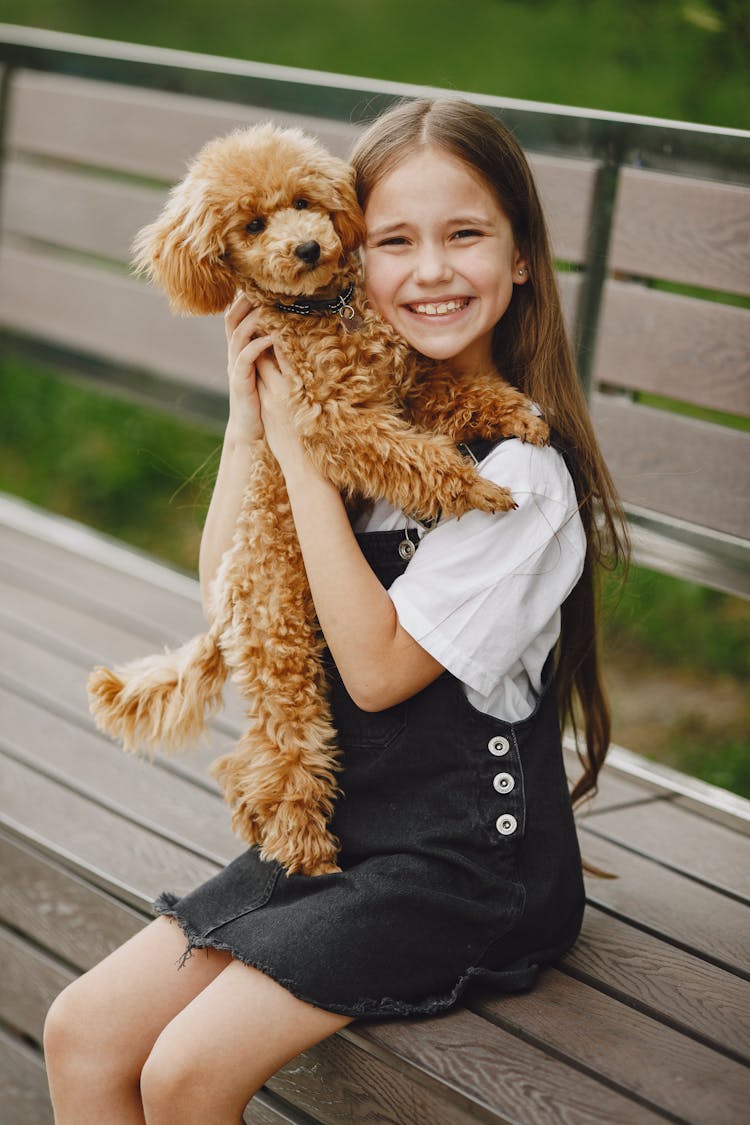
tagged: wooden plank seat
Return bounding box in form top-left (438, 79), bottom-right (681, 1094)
top-left (1, 25), bottom-right (749, 1124)
top-left (2, 496), bottom-right (749, 1124)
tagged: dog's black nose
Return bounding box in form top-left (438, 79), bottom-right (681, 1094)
top-left (294, 240), bottom-right (321, 265)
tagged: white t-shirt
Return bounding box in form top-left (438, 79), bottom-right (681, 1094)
top-left (355, 439), bottom-right (586, 723)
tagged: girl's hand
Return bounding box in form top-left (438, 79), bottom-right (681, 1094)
top-left (256, 346), bottom-right (314, 481)
top-left (224, 294), bottom-right (273, 444)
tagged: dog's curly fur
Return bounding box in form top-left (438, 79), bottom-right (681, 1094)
top-left (88, 124), bottom-right (548, 876)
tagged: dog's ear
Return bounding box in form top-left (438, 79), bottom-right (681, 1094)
top-left (132, 173), bottom-right (236, 315)
top-left (324, 162), bottom-right (367, 255)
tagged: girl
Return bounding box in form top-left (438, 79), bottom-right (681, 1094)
top-left (44, 98), bottom-right (627, 1123)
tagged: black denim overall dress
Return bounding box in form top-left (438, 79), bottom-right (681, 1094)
top-left (156, 465), bottom-right (586, 1019)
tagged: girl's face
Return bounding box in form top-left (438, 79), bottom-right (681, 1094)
top-left (363, 146), bottom-right (528, 373)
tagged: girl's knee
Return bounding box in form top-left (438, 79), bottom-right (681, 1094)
top-left (44, 972), bottom-right (137, 1083)
top-left (141, 1026), bottom-right (258, 1121)
top-left (44, 977), bottom-right (92, 1062)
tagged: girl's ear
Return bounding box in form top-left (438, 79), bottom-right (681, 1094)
top-left (512, 247), bottom-right (530, 284)
top-left (132, 175), bottom-right (237, 315)
top-left (324, 162), bottom-right (367, 255)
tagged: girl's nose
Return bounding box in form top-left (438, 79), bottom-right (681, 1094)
top-left (413, 243), bottom-right (452, 285)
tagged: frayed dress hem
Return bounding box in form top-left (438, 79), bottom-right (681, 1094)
top-left (153, 892), bottom-right (539, 1020)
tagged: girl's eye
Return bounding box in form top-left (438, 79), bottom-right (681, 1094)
top-left (294, 198), bottom-right (309, 210)
top-left (377, 236), bottom-right (408, 247)
top-left (245, 218), bottom-right (265, 234)
top-left (454, 228), bottom-right (482, 240)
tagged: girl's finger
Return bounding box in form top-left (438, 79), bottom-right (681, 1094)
top-left (224, 292), bottom-right (255, 338)
top-left (235, 335), bottom-right (274, 372)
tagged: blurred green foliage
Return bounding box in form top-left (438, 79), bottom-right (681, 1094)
top-left (4, 0), bottom-right (750, 128)
top-left (0, 358), bottom-right (221, 565)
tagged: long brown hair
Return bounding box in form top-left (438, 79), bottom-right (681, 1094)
top-left (351, 98), bottom-right (629, 806)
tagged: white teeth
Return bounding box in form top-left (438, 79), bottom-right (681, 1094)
top-left (412, 299), bottom-right (468, 316)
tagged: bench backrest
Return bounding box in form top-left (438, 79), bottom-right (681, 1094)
top-left (0, 25), bottom-right (748, 597)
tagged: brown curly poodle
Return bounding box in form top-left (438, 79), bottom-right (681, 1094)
top-left (88, 123), bottom-right (548, 876)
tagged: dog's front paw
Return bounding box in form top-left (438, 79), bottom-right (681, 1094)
top-left (506, 411), bottom-right (550, 446)
top-left (464, 477), bottom-right (517, 516)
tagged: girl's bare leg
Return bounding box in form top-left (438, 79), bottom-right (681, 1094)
top-left (140, 958), bottom-right (352, 1124)
top-left (44, 916), bottom-right (233, 1124)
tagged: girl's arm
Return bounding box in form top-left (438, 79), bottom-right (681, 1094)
top-left (198, 297), bottom-right (274, 616)
top-left (255, 350), bottom-right (444, 712)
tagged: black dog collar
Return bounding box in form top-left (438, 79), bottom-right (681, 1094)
top-left (275, 282), bottom-right (356, 319)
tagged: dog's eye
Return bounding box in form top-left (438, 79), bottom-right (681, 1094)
top-left (294, 199), bottom-right (309, 210)
top-left (245, 218), bottom-right (265, 234)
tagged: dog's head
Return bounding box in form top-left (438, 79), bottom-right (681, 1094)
top-left (133, 124), bottom-right (366, 314)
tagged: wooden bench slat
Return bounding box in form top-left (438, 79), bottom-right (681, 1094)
top-left (350, 1008), bottom-right (669, 1125)
top-left (609, 167), bottom-right (750, 296)
top-left (2, 158), bottom-right (167, 265)
top-left (581, 798), bottom-right (750, 901)
top-left (0, 753), bottom-right (221, 908)
top-left (580, 831), bottom-right (750, 975)
top-left (591, 393), bottom-right (750, 539)
top-left (7, 70), bottom-right (361, 177)
top-left (0, 831), bottom-right (144, 973)
top-left (0, 687), bottom-right (242, 865)
top-left (0, 244), bottom-right (227, 391)
top-left (470, 968), bottom-right (748, 1124)
top-left (0, 573), bottom-right (177, 665)
top-left (526, 154), bottom-right (599, 265)
top-left (0, 923), bottom-right (75, 1044)
top-left (593, 280), bottom-right (750, 415)
top-left (0, 525), bottom-right (204, 641)
top-left (0, 1025), bottom-right (52, 1125)
top-left (563, 906), bottom-right (750, 1062)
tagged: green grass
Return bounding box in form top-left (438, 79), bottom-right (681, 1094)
top-left (0, 357), bottom-right (221, 568)
top-left (6, 0), bottom-right (750, 129)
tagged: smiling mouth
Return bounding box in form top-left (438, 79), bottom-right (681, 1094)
top-left (407, 298), bottom-right (472, 316)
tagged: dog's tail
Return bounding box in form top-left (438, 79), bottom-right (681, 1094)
top-left (88, 631), bottom-right (228, 753)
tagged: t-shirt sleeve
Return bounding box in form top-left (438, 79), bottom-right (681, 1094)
top-left (387, 440), bottom-right (586, 695)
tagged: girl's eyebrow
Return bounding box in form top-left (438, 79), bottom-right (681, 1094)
top-left (367, 213), bottom-right (494, 238)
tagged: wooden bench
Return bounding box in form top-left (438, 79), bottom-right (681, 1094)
top-left (1, 24), bottom-right (749, 1125)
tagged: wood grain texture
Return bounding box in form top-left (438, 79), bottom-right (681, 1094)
top-left (0, 924), bottom-right (75, 1044)
top-left (0, 753), bottom-right (221, 907)
top-left (592, 280), bottom-right (750, 415)
top-left (609, 167), bottom-right (750, 296)
top-left (0, 1027), bottom-right (53, 1125)
top-left (590, 392), bottom-right (750, 539)
top-left (0, 687), bottom-right (243, 866)
top-left (268, 1030), bottom-right (490, 1125)
top-left (0, 831), bottom-right (144, 973)
top-left (0, 521), bottom-right (204, 638)
top-left (470, 969), bottom-right (750, 1124)
top-left (526, 154), bottom-right (599, 265)
top-left (581, 797), bottom-right (750, 900)
top-left (580, 830), bottom-right (750, 974)
top-left (0, 627), bottom-right (236, 787)
top-left (6, 69), bottom-right (360, 177)
top-left (2, 158), bottom-right (167, 265)
top-left (563, 907), bottom-right (750, 1061)
top-left (0, 244), bottom-right (226, 391)
top-left (353, 1008), bottom-right (668, 1125)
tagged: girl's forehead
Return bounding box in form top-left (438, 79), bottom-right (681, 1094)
top-left (366, 146), bottom-right (499, 217)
